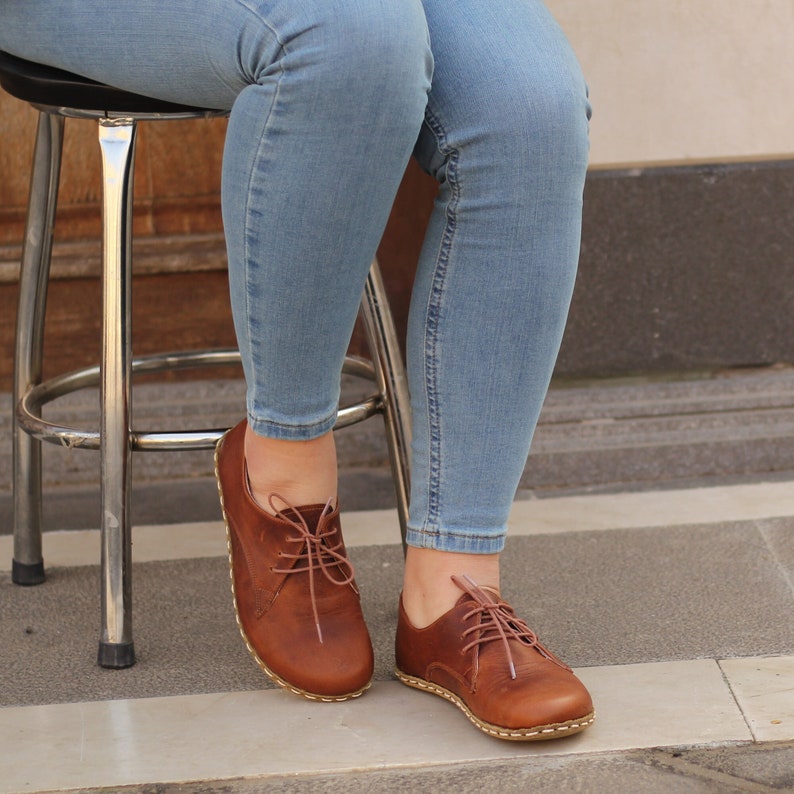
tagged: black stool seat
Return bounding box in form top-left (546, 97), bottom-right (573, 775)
top-left (0, 50), bottom-right (221, 114)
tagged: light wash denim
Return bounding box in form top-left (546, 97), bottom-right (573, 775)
top-left (1, 0), bottom-right (590, 553)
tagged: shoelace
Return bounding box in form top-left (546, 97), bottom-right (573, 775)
top-left (268, 494), bottom-right (355, 644)
top-left (452, 573), bottom-right (570, 679)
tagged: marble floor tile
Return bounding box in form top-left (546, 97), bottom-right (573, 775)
top-left (719, 655), bottom-right (794, 742)
top-left (508, 479), bottom-right (794, 537)
top-left (0, 659), bottom-right (751, 794)
top-left (572, 659), bottom-right (751, 751)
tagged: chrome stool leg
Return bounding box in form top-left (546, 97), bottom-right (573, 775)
top-left (12, 112), bottom-right (64, 586)
top-left (362, 261), bottom-right (411, 549)
top-left (96, 118), bottom-right (137, 668)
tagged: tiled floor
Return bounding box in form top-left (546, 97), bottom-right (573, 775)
top-left (1, 482), bottom-right (793, 793)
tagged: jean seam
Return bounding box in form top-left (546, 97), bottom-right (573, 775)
top-left (419, 106), bottom-right (460, 536)
top-left (232, 3), bottom-right (288, 412)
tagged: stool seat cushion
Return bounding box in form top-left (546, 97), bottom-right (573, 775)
top-left (0, 50), bottom-right (221, 114)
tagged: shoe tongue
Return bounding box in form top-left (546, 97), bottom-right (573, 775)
top-left (279, 503), bottom-right (326, 525)
top-left (273, 500), bottom-right (337, 535)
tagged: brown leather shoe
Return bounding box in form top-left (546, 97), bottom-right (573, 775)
top-left (395, 574), bottom-right (594, 740)
top-left (215, 420), bottom-right (373, 701)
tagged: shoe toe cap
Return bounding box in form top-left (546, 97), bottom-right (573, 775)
top-left (478, 666), bottom-right (594, 731)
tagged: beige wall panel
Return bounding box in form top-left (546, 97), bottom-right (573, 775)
top-left (549, 0), bottom-right (794, 167)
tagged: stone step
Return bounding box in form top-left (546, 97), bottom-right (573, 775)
top-left (2, 366), bottom-right (794, 531)
top-left (524, 367), bottom-right (794, 492)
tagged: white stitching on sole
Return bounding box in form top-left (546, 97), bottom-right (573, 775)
top-left (395, 667), bottom-right (595, 741)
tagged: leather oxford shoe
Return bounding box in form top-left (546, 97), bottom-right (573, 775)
top-left (215, 421), bottom-right (374, 701)
top-left (395, 574), bottom-right (594, 740)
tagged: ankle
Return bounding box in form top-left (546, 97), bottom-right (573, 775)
top-left (244, 425), bottom-right (338, 514)
top-left (401, 547), bottom-right (500, 629)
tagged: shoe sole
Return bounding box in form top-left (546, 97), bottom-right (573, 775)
top-left (394, 667), bottom-right (595, 741)
top-left (214, 438), bottom-right (371, 703)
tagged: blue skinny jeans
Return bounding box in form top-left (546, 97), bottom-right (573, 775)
top-left (0, 0), bottom-right (590, 554)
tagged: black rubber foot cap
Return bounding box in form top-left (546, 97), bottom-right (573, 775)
top-left (12, 559), bottom-right (45, 586)
top-left (97, 641), bottom-right (135, 669)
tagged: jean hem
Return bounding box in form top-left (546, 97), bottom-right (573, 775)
top-left (405, 526), bottom-right (506, 555)
top-left (247, 410), bottom-right (337, 440)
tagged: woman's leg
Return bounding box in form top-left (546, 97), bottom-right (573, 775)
top-left (213, 0), bottom-right (432, 508)
top-left (403, 0), bottom-right (591, 623)
top-left (0, 0), bottom-right (432, 510)
top-left (395, 1), bottom-right (594, 739)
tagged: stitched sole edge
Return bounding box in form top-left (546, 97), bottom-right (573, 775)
top-left (214, 436), bottom-right (371, 704)
top-left (394, 667), bottom-right (595, 741)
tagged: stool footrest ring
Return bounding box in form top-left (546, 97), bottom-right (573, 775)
top-left (17, 348), bottom-right (384, 451)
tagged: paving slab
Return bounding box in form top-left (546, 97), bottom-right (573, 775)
top-left (501, 521), bottom-right (794, 667)
top-left (11, 744), bottom-right (794, 794)
top-left (3, 519), bottom-right (794, 708)
top-left (720, 656), bottom-right (794, 743)
top-left (0, 666), bottom-right (757, 794)
top-left (666, 741), bottom-right (794, 791)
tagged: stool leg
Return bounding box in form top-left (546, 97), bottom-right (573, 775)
top-left (12, 113), bottom-right (64, 586)
top-left (96, 119), bottom-right (137, 668)
top-left (361, 259), bottom-right (412, 550)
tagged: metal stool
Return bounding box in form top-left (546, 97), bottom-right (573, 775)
top-left (0, 51), bottom-right (411, 669)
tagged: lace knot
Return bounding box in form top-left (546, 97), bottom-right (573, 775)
top-left (452, 573), bottom-right (570, 679)
top-left (268, 494), bottom-right (355, 644)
